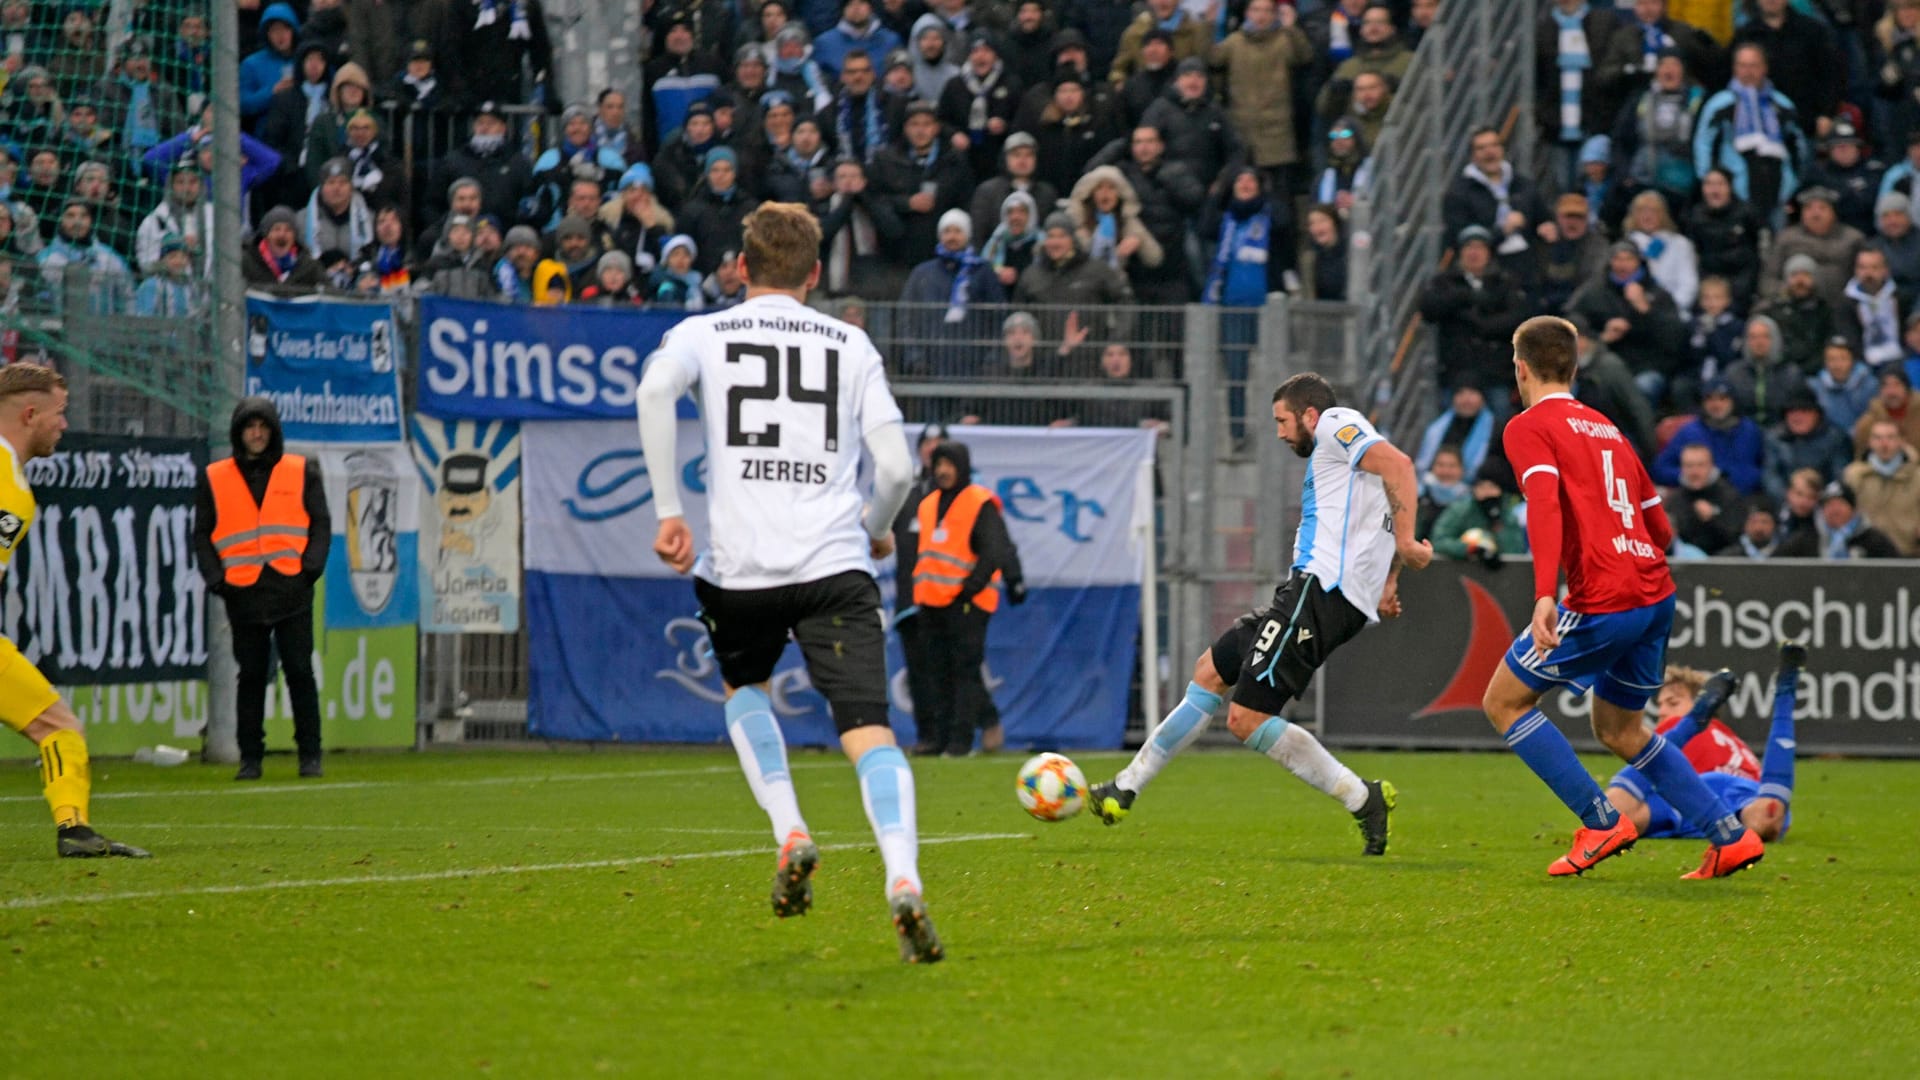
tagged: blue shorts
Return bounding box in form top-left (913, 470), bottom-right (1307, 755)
top-left (1502, 594), bottom-right (1676, 712)
top-left (1608, 768), bottom-right (1791, 840)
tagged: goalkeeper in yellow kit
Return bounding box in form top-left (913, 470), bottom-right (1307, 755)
top-left (0, 364), bottom-right (148, 858)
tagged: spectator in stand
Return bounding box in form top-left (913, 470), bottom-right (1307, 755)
top-left (1724, 312), bottom-right (1807, 427)
top-left (1299, 204), bottom-right (1349, 301)
top-left (726, 45), bottom-right (773, 116)
top-left (1420, 226), bottom-right (1530, 409)
top-left (1762, 388), bottom-right (1854, 499)
top-left (874, 99), bottom-right (972, 263)
top-left (1773, 466), bottom-right (1822, 548)
top-left (549, 216), bottom-right (601, 285)
top-left (242, 205), bottom-right (325, 290)
top-left (355, 205), bottom-right (414, 294)
top-left (1763, 187), bottom-right (1866, 308)
top-left (1684, 167), bottom-right (1762, 310)
top-left (1118, 29), bottom-right (1178, 131)
top-left (1654, 377), bottom-right (1764, 492)
top-left (1664, 442), bottom-right (1745, 555)
top-left (980, 190), bottom-right (1040, 289)
top-left (3, 67), bottom-right (64, 152)
top-left (815, 0), bottom-right (905, 79)
top-left (679, 148), bottom-right (759, 276)
top-left (532, 257), bottom-right (571, 306)
top-left (1573, 135), bottom-right (1631, 237)
top-left (1318, 4), bottom-right (1410, 131)
top-left (1203, 167), bottom-right (1286, 306)
top-left (1719, 495), bottom-right (1783, 558)
top-left (136, 155), bottom-right (211, 277)
top-left (299, 158), bottom-right (372, 260)
top-left (1313, 122), bottom-right (1373, 216)
top-left (940, 32), bottom-right (1022, 182)
top-left (1070, 164), bottom-right (1162, 283)
top-left (303, 63), bottom-right (374, 189)
top-left (1874, 193), bottom-right (1920, 293)
top-left (1757, 254), bottom-right (1840, 373)
top-left (1625, 189), bottom-right (1698, 313)
top-left (958, 312), bottom-right (1060, 424)
top-left (899, 208), bottom-right (1005, 376)
top-left (34, 200), bottom-right (128, 311)
top-left (1536, 193), bottom-right (1608, 313)
top-left (16, 149), bottom-right (65, 241)
top-left (95, 38), bottom-right (183, 164)
top-left (1143, 59), bottom-right (1243, 200)
top-left (577, 250), bottom-right (643, 306)
top-left (1066, 0), bottom-right (1132, 77)
top-left (1443, 126), bottom-right (1548, 266)
top-left (909, 15), bottom-right (961, 103)
top-left (1417, 445), bottom-right (1469, 541)
top-left (1431, 473), bottom-right (1527, 563)
top-left (969, 132), bottom-right (1057, 244)
top-left (1567, 313), bottom-right (1659, 460)
top-left (1853, 367), bottom-right (1920, 451)
top-left (1415, 380), bottom-right (1496, 478)
top-left (1815, 336), bottom-right (1879, 431)
top-left (68, 163), bottom-right (130, 257)
top-left (1612, 49), bottom-right (1704, 216)
top-left (445, 0), bottom-right (554, 109)
top-left (1838, 246), bottom-right (1912, 371)
top-left (494, 225), bottom-right (542, 302)
top-left (135, 234), bottom-right (199, 317)
top-left (1812, 481), bottom-right (1903, 559)
top-left (531, 104), bottom-right (629, 207)
top-left (763, 108), bottom-right (827, 203)
top-left (1597, 0), bottom-right (1725, 117)
top-left (1212, 0), bottom-right (1313, 207)
top-left (1733, 0), bottom-right (1842, 140)
top-left (1098, 124), bottom-right (1204, 302)
top-left (1025, 67), bottom-right (1113, 197)
top-left (1844, 418), bottom-right (1920, 555)
top-left (819, 156), bottom-right (906, 298)
top-left (417, 177), bottom-right (484, 262)
top-left (1687, 274), bottom-right (1742, 385)
top-left (1016, 211), bottom-right (1135, 365)
top-left (702, 251), bottom-right (748, 308)
top-left (832, 50), bottom-right (899, 167)
top-left (1881, 132), bottom-right (1920, 205)
top-left (1003, 0), bottom-right (1056, 91)
top-left (1109, 0), bottom-right (1209, 87)
top-left (420, 216), bottom-right (494, 299)
top-left (254, 40), bottom-right (333, 211)
top-left (1053, 344), bottom-right (1171, 430)
top-left (0, 200), bottom-right (40, 264)
top-left (645, 16), bottom-right (725, 158)
top-left (428, 104), bottom-right (534, 229)
top-left (1804, 121), bottom-right (1883, 235)
top-left (741, 0), bottom-right (794, 55)
top-left (1568, 240), bottom-right (1689, 406)
top-left (769, 25), bottom-right (836, 116)
top-left (1876, 0), bottom-right (1920, 145)
top-left (654, 102), bottom-right (722, 210)
top-left (238, 4), bottom-right (300, 125)
top-left (1340, 70), bottom-right (1394, 152)
top-left (1693, 43), bottom-right (1808, 219)
top-left (1013, 30), bottom-right (1117, 135)
top-left (591, 90), bottom-right (644, 167)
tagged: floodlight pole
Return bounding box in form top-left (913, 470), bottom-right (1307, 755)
top-left (203, 0), bottom-right (245, 764)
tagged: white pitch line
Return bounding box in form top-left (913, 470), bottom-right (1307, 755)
top-left (0, 832), bottom-right (1030, 911)
top-left (0, 761), bottom-right (848, 804)
top-left (0, 823), bottom-right (812, 837)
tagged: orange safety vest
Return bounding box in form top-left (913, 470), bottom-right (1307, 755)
top-left (912, 484), bottom-right (1001, 612)
top-left (207, 455), bottom-right (311, 587)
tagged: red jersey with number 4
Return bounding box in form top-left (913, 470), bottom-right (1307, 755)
top-left (1505, 393), bottom-right (1675, 614)
top-left (1656, 715), bottom-right (1762, 780)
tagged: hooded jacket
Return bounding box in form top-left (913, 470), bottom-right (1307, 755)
top-left (192, 397), bottom-right (331, 624)
top-left (925, 441), bottom-right (1025, 605)
top-left (239, 3), bottom-right (302, 119)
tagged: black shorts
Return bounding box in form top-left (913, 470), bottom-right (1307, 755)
top-left (1209, 572), bottom-right (1371, 716)
top-left (693, 570), bottom-right (889, 733)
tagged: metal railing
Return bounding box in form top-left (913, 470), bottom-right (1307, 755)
top-left (1347, 0), bottom-right (1535, 441)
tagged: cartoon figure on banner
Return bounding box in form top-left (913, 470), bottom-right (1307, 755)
top-left (345, 448), bottom-right (399, 614)
top-left (435, 452), bottom-right (497, 559)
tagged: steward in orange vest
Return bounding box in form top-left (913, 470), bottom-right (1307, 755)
top-left (908, 440), bottom-right (1025, 756)
top-left (191, 397), bottom-right (331, 781)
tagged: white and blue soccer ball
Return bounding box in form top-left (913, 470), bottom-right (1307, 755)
top-left (1016, 752), bottom-right (1087, 822)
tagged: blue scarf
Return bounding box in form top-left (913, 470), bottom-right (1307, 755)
top-left (1156, 11), bottom-right (1185, 32)
top-left (302, 81), bottom-right (328, 127)
top-left (1609, 264), bottom-right (1646, 289)
top-left (1732, 80), bottom-right (1786, 159)
top-left (1552, 5), bottom-right (1591, 143)
top-left (837, 92), bottom-right (887, 162)
top-left (1090, 211), bottom-right (1119, 267)
top-left (1205, 201), bottom-right (1272, 306)
top-left (121, 77), bottom-right (160, 150)
top-left (1824, 515), bottom-right (1862, 560)
top-left (474, 0), bottom-right (531, 40)
top-left (594, 119), bottom-right (630, 161)
top-left (376, 244), bottom-right (406, 275)
top-left (935, 242), bottom-right (982, 323)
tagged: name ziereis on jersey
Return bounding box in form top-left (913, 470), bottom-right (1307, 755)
top-left (741, 457), bottom-right (831, 484)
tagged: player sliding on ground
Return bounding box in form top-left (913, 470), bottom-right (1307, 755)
top-left (0, 364), bottom-right (148, 858)
top-left (1482, 316), bottom-right (1765, 879)
top-left (1607, 642), bottom-right (1805, 844)
top-left (637, 203), bottom-right (940, 963)
top-left (1088, 373), bottom-right (1430, 854)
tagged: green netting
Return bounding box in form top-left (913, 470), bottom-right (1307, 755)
top-left (1, 0), bottom-right (227, 435)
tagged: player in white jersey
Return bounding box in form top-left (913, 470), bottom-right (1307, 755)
top-left (636, 203), bottom-right (940, 963)
top-left (1087, 373), bottom-right (1432, 853)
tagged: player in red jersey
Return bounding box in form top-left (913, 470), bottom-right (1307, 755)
top-left (1480, 316), bottom-right (1765, 879)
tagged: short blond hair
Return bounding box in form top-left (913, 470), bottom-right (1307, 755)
top-left (0, 363), bottom-right (66, 400)
top-left (1662, 665), bottom-right (1709, 699)
top-left (741, 202), bottom-right (821, 289)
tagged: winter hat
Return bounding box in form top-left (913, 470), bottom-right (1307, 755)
top-left (1000, 190), bottom-right (1037, 224)
top-left (1608, 239), bottom-right (1640, 260)
top-left (159, 232), bottom-right (187, 256)
top-left (1003, 311), bottom-right (1038, 335)
top-left (1877, 192), bottom-right (1912, 219)
top-left (1829, 119), bottom-right (1864, 147)
top-left (1043, 210), bottom-right (1076, 235)
top-left (734, 44), bottom-right (768, 67)
top-left (1456, 225), bottom-right (1494, 249)
top-left (561, 102), bottom-right (592, 128)
top-left (320, 156), bottom-right (351, 180)
top-left (597, 250), bottom-right (633, 278)
top-left (446, 214), bottom-right (475, 232)
top-left (775, 23), bottom-right (811, 47)
top-left (1797, 186), bottom-right (1839, 208)
top-left (555, 215), bottom-right (592, 241)
top-left (1175, 56), bottom-right (1207, 77)
top-left (968, 31), bottom-right (999, 55)
top-left (1578, 135), bottom-right (1611, 165)
top-left (1003, 131), bottom-right (1037, 154)
top-left (703, 146), bottom-right (738, 173)
top-left (1050, 28), bottom-right (1090, 56)
top-left (260, 205), bottom-right (297, 233)
top-left (760, 90), bottom-right (797, 113)
top-left (884, 48), bottom-right (913, 72)
top-left (1785, 388), bottom-right (1823, 415)
top-left (938, 208), bottom-right (972, 243)
top-left (1783, 253), bottom-right (1819, 278)
top-left (1142, 28), bottom-right (1175, 50)
top-left (663, 234), bottom-right (698, 262)
top-left (1820, 480), bottom-right (1856, 507)
top-left (619, 163), bottom-right (655, 192)
top-left (1701, 377), bottom-right (1734, 399)
top-left (504, 225), bottom-right (541, 251)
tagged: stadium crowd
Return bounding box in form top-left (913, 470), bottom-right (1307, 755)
top-left (0, 0), bottom-right (1913, 557)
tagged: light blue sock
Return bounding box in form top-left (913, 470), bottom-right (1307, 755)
top-left (856, 744), bottom-right (921, 897)
top-left (1114, 682), bottom-right (1223, 793)
top-left (1505, 709), bottom-right (1617, 830)
top-left (1629, 733), bottom-right (1745, 845)
top-left (1242, 716), bottom-right (1288, 754)
top-left (1758, 668), bottom-right (1798, 805)
top-left (725, 687), bottom-right (806, 843)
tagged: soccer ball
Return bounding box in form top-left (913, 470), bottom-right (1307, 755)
top-left (1016, 753), bottom-right (1087, 822)
top-left (1460, 527), bottom-right (1498, 557)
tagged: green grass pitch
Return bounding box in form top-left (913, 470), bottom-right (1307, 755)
top-left (2, 747), bottom-right (1916, 1077)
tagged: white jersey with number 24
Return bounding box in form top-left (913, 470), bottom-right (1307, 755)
top-left (647, 293), bottom-right (904, 590)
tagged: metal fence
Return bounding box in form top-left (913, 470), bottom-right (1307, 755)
top-left (1347, 0), bottom-right (1535, 442)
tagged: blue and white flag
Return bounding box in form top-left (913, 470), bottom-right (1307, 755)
top-left (244, 295), bottom-right (402, 443)
top-left (292, 442), bottom-right (421, 630)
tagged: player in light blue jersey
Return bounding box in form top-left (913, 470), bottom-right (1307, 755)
top-left (1088, 373), bottom-right (1433, 854)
